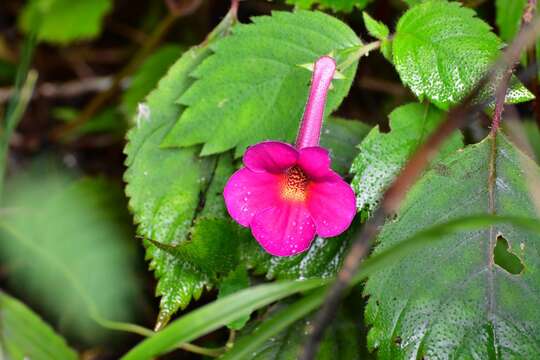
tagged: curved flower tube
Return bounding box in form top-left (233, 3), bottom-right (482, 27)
top-left (223, 56), bottom-right (356, 256)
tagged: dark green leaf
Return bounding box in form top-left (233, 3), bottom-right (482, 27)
top-left (218, 266), bottom-right (251, 330)
top-left (0, 166), bottom-right (140, 345)
top-left (0, 291), bottom-right (78, 360)
top-left (18, 0), bottom-right (112, 44)
top-left (321, 117), bottom-right (371, 176)
top-left (124, 12), bottom-right (237, 327)
top-left (122, 45), bottom-right (184, 118)
top-left (351, 103), bottom-right (463, 214)
top-left (162, 10), bottom-right (360, 156)
top-left (364, 133), bottom-right (540, 358)
top-left (392, 1), bottom-right (533, 109)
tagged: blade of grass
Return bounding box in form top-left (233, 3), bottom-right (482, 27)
top-left (0, 34), bottom-right (37, 199)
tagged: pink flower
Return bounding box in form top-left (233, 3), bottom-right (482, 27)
top-left (223, 56), bottom-right (356, 256)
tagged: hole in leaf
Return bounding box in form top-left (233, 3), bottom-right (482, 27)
top-left (494, 235), bottom-right (524, 274)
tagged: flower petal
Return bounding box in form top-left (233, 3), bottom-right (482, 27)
top-left (223, 168), bottom-right (281, 227)
top-left (298, 146), bottom-right (332, 179)
top-left (251, 202), bottom-right (316, 256)
top-left (243, 141), bottom-right (298, 173)
top-left (307, 174), bottom-right (356, 237)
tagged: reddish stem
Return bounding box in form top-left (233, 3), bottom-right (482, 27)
top-left (295, 56), bottom-right (336, 149)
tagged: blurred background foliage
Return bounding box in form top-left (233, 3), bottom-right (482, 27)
top-left (0, 0), bottom-right (540, 359)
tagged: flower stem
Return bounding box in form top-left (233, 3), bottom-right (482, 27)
top-left (295, 56), bottom-right (336, 149)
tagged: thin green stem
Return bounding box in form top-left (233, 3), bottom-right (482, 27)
top-left (0, 70), bottom-right (37, 199)
top-left (179, 343), bottom-right (225, 357)
top-left (92, 311), bottom-right (227, 357)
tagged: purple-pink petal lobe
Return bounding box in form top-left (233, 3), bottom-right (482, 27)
top-left (307, 175), bottom-right (356, 238)
top-left (297, 147), bottom-right (332, 179)
top-left (243, 141), bottom-right (298, 173)
top-left (296, 56), bottom-right (336, 149)
top-left (250, 202), bottom-right (316, 256)
top-left (223, 168), bottom-right (281, 227)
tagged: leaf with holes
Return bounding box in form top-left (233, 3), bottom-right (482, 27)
top-left (364, 133), bottom-right (540, 358)
top-left (0, 291), bottom-right (78, 360)
top-left (162, 10), bottom-right (360, 157)
top-left (351, 103), bottom-right (463, 214)
top-left (392, 1), bottom-right (533, 110)
top-left (124, 12), bottom-right (237, 328)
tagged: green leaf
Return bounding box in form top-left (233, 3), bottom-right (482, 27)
top-left (285, 0), bottom-right (372, 12)
top-left (124, 12), bottom-right (237, 328)
top-left (351, 103), bottom-right (463, 214)
top-left (392, 1), bottom-right (533, 110)
top-left (362, 12), bottom-right (389, 40)
top-left (0, 291), bottom-right (78, 360)
top-left (226, 297), bottom-right (360, 360)
top-left (19, 0), bottom-right (112, 44)
top-left (364, 133), bottom-right (540, 358)
top-left (162, 10), bottom-right (361, 157)
top-left (121, 279), bottom-right (328, 360)
top-left (218, 266), bottom-right (251, 330)
top-left (321, 117), bottom-right (371, 176)
top-left (495, 0), bottom-right (527, 42)
top-left (0, 166), bottom-right (140, 345)
top-left (122, 45), bottom-right (184, 118)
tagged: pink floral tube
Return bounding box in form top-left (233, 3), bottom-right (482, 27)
top-left (223, 56), bottom-right (357, 256)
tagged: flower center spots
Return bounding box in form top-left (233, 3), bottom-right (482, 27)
top-left (281, 166), bottom-right (309, 201)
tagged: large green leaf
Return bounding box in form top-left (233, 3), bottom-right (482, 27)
top-left (19, 0), bottom-right (111, 44)
top-left (364, 133), bottom-right (540, 358)
top-left (124, 13), bottom-right (239, 328)
top-left (0, 167), bottom-right (140, 345)
top-left (285, 0), bottom-right (371, 12)
top-left (162, 10), bottom-right (360, 157)
top-left (0, 291), bottom-right (77, 360)
top-left (351, 103), bottom-right (463, 214)
top-left (392, 1), bottom-right (533, 110)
